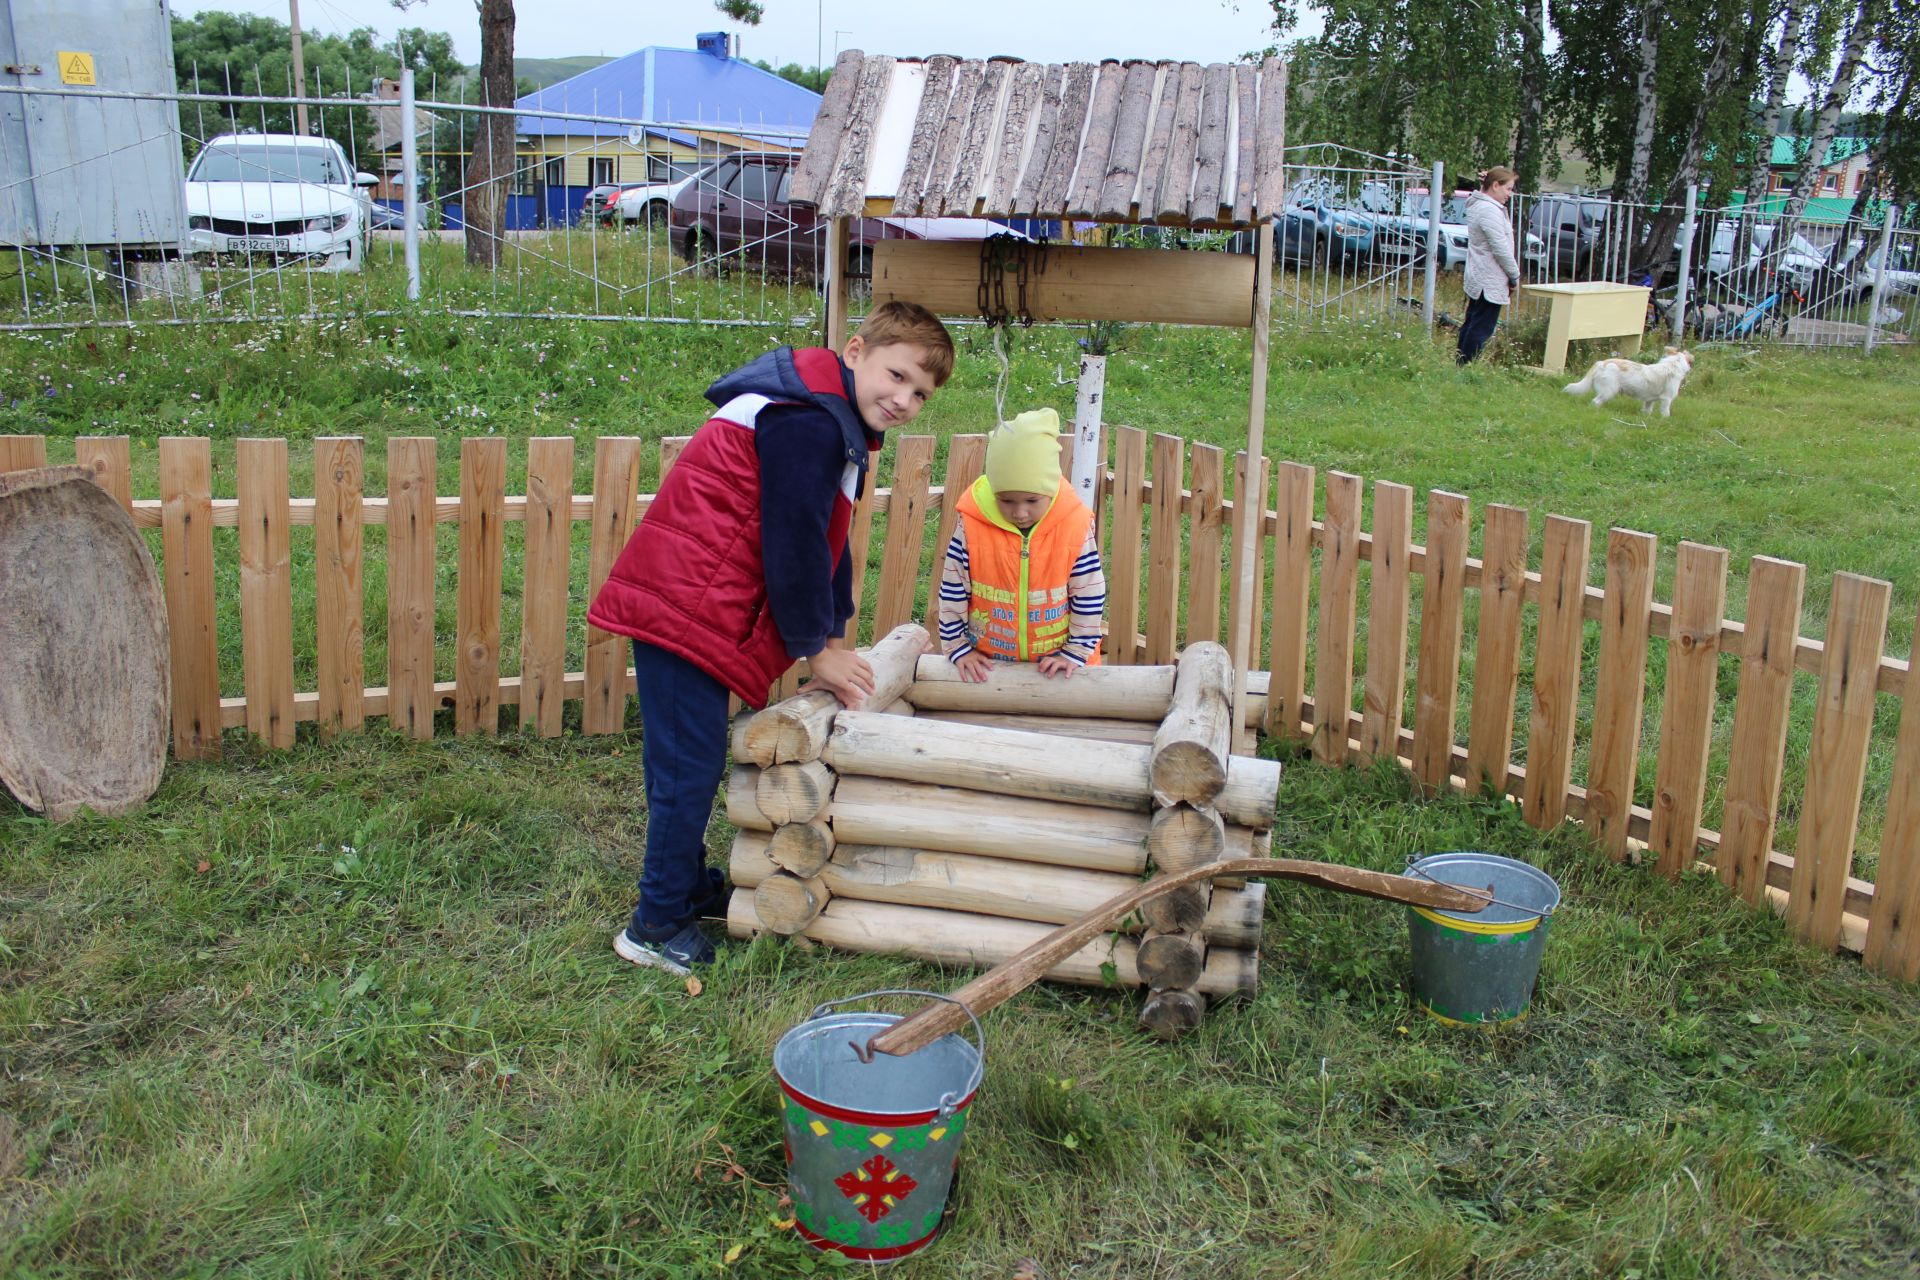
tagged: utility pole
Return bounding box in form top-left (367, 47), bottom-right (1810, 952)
top-left (289, 0), bottom-right (309, 134)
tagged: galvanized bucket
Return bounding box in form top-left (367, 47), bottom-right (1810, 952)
top-left (773, 990), bottom-right (985, 1264)
top-left (1405, 852), bottom-right (1562, 1026)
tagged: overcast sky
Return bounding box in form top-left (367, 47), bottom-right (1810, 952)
top-left (173, 0), bottom-right (1297, 69)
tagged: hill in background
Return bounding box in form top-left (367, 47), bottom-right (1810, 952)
top-left (514, 56), bottom-right (612, 89)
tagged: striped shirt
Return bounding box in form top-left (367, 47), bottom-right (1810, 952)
top-left (938, 522), bottom-right (1107, 665)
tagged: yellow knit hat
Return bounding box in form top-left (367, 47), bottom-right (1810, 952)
top-left (985, 408), bottom-right (1063, 496)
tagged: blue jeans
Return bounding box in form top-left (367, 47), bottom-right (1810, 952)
top-left (1456, 293), bottom-right (1503, 364)
top-left (627, 641), bottom-right (730, 935)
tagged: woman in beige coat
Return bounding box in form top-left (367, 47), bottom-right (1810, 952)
top-left (1457, 166), bottom-right (1521, 364)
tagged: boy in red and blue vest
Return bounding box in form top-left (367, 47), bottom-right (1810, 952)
top-left (588, 301), bottom-right (955, 974)
top-left (937, 408), bottom-right (1106, 682)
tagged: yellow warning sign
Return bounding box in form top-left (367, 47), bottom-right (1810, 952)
top-left (59, 52), bottom-right (96, 86)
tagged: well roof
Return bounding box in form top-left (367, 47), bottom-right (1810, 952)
top-left (789, 53), bottom-right (1288, 229)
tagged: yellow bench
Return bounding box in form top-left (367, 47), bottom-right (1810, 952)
top-left (1519, 282), bottom-right (1651, 374)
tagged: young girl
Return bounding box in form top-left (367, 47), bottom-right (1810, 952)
top-left (937, 409), bottom-right (1105, 681)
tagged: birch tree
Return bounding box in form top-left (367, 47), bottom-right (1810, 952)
top-left (464, 0), bottom-right (516, 268)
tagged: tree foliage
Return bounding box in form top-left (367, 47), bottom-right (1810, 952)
top-left (171, 11), bottom-right (463, 160)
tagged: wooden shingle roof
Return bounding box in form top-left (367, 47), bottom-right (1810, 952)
top-left (790, 53), bottom-right (1289, 229)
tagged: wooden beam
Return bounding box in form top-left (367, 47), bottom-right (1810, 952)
top-left (872, 240), bottom-right (1256, 327)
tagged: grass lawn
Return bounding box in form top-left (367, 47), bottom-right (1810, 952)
top-left (2, 283), bottom-right (1919, 1276)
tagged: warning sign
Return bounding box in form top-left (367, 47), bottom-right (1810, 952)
top-left (59, 52), bottom-right (96, 86)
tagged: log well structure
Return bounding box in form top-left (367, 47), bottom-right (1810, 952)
top-left (726, 625), bottom-right (1281, 1036)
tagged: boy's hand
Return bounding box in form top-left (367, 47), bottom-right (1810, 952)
top-left (808, 644), bottom-right (875, 708)
top-left (953, 650), bottom-right (995, 684)
top-left (1037, 653), bottom-right (1077, 679)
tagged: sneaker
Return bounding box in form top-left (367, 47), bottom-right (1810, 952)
top-left (687, 867), bottom-right (729, 921)
top-left (612, 920), bottom-right (716, 976)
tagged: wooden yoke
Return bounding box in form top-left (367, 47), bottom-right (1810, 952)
top-left (865, 855), bottom-right (1491, 1058)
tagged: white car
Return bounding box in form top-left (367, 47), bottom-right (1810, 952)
top-left (611, 170), bottom-right (698, 229)
top-left (1694, 223), bottom-right (1825, 286)
top-left (1377, 190), bottom-right (1546, 272)
top-left (184, 134), bottom-right (379, 273)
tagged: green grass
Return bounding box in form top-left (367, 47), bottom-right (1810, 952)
top-left (2, 266), bottom-right (1919, 1276)
top-left (2, 740), bottom-right (1917, 1277)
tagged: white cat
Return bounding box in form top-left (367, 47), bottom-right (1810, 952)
top-left (1563, 347), bottom-right (1694, 417)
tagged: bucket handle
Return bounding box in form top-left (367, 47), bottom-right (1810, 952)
top-left (1403, 858), bottom-right (1558, 918)
top-left (808, 989), bottom-right (986, 1117)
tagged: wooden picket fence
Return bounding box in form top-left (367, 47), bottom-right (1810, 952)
top-left (1, 429), bottom-right (1915, 982)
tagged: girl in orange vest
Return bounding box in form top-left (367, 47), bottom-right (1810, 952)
top-left (938, 408), bottom-right (1106, 682)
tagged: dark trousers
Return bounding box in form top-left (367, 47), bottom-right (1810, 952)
top-left (1456, 294), bottom-right (1504, 364)
top-left (627, 640), bottom-right (730, 934)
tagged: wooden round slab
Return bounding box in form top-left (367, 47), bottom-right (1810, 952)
top-left (0, 466), bottom-right (170, 821)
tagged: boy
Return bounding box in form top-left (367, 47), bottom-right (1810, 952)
top-left (588, 301), bottom-right (956, 974)
top-left (938, 408), bottom-right (1105, 682)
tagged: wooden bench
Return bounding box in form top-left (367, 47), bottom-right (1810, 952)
top-left (1520, 282), bottom-right (1651, 374)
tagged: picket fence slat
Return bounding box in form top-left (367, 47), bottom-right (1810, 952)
top-left (584, 438), bottom-right (642, 734)
top-left (455, 438), bottom-right (507, 736)
top-left (874, 435), bottom-right (934, 636)
top-left (1312, 471), bottom-right (1361, 765)
top-left (1788, 573), bottom-right (1891, 951)
top-left (1226, 453), bottom-right (1267, 678)
top-left (926, 434), bottom-right (987, 638)
top-left (1265, 460), bottom-right (1313, 738)
top-left (237, 439), bottom-right (296, 750)
top-left (1186, 443), bottom-right (1225, 644)
top-left (1360, 480), bottom-right (1412, 765)
top-left (520, 438), bottom-right (574, 739)
top-left (1586, 528), bottom-right (1658, 860)
top-left (1718, 556), bottom-right (1806, 902)
top-left (1108, 427), bottom-right (1148, 665)
top-left (1412, 491), bottom-right (1469, 793)
top-left (158, 437), bottom-right (221, 760)
top-left (1466, 504), bottom-right (1528, 794)
top-left (74, 436), bottom-right (132, 514)
top-left (314, 438), bottom-right (365, 739)
top-left (1522, 515), bottom-right (1592, 829)
top-left (1651, 542), bottom-right (1729, 876)
top-left (1864, 596), bottom-right (1920, 980)
top-left (1145, 433), bottom-right (1184, 664)
top-left (386, 438), bottom-right (438, 741)
top-left (0, 434), bottom-right (47, 473)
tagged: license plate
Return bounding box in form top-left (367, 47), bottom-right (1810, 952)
top-left (1377, 242), bottom-right (1415, 257)
top-left (235, 237), bottom-right (289, 253)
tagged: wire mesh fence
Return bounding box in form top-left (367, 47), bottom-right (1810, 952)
top-left (2, 75), bottom-right (1914, 352)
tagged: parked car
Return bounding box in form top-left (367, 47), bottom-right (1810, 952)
top-left (183, 133), bottom-right (377, 273)
top-left (1373, 189), bottom-right (1472, 268)
top-left (581, 184), bottom-right (622, 223)
top-left (668, 152), bottom-right (1028, 280)
top-left (1526, 195), bottom-right (1613, 275)
top-left (1283, 180), bottom-right (1379, 260)
top-left (610, 167), bottom-right (700, 229)
top-left (1695, 222), bottom-right (1826, 287)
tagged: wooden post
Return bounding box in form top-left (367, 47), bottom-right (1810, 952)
top-left (385, 437), bottom-right (438, 741)
top-left (73, 436), bottom-right (132, 514)
top-left (1144, 433), bottom-right (1184, 664)
top-left (1465, 504), bottom-right (1529, 793)
top-left (873, 436), bottom-right (934, 635)
top-left (584, 438), bottom-right (642, 734)
top-left (454, 437), bottom-right (507, 735)
top-left (1585, 529), bottom-right (1659, 860)
top-left (1786, 573), bottom-right (1890, 950)
top-left (1311, 471), bottom-right (1362, 765)
top-left (1228, 219), bottom-right (1275, 745)
top-left (520, 437), bottom-right (575, 738)
top-left (1650, 542), bottom-right (1729, 876)
top-left (1521, 515), bottom-right (1592, 829)
top-left (1265, 461), bottom-right (1314, 741)
top-left (1108, 427), bottom-right (1148, 664)
top-left (236, 439), bottom-right (295, 750)
top-left (926, 435), bottom-right (987, 637)
top-left (824, 215), bottom-right (853, 349)
top-left (1359, 481), bottom-right (1413, 764)
top-left (314, 437), bottom-right (365, 739)
top-left (1863, 596), bottom-right (1920, 981)
top-left (0, 435), bottom-right (47, 472)
top-left (1716, 556), bottom-right (1805, 900)
top-left (158, 438), bottom-right (221, 760)
top-left (1411, 491), bottom-right (1470, 794)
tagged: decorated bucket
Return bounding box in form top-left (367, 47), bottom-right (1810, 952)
top-left (773, 990), bottom-right (985, 1264)
top-left (1405, 852), bottom-right (1562, 1026)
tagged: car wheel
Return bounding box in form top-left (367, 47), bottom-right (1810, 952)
top-left (642, 202), bottom-right (668, 231)
top-left (686, 226), bottom-right (720, 275)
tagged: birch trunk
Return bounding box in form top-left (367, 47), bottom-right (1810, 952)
top-left (1742, 0), bottom-right (1807, 210)
top-left (1624, 11), bottom-right (1661, 204)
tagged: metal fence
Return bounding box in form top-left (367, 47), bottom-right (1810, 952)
top-left (2, 74), bottom-right (1915, 353)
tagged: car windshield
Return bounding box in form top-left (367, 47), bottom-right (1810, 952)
top-left (190, 143), bottom-right (343, 185)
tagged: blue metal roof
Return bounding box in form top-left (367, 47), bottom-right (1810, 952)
top-left (516, 45), bottom-right (819, 141)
